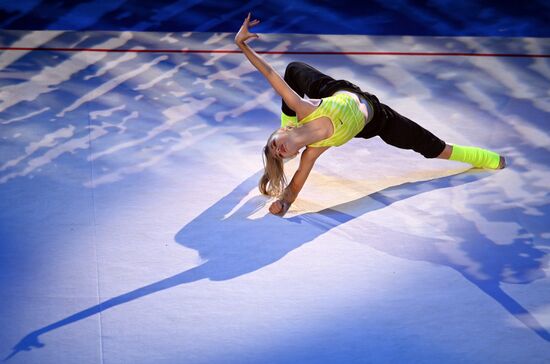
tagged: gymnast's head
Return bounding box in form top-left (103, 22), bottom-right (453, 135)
top-left (258, 127), bottom-right (299, 197)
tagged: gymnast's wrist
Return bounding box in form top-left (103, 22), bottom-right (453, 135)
top-left (279, 199), bottom-right (291, 213)
top-left (236, 40), bottom-right (248, 49)
top-left (282, 188), bottom-right (296, 204)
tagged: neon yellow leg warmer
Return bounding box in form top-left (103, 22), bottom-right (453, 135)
top-left (449, 144), bottom-right (502, 169)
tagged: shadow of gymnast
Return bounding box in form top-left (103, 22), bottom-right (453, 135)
top-left (6, 168), bottom-right (549, 360)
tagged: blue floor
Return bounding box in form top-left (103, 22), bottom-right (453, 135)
top-left (1, 7), bottom-right (550, 364)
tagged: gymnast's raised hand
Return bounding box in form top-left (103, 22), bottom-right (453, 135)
top-left (235, 13), bottom-right (260, 45)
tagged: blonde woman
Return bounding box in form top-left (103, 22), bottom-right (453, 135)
top-left (235, 13), bottom-right (505, 216)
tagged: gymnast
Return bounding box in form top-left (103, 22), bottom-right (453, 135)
top-left (235, 13), bottom-right (505, 216)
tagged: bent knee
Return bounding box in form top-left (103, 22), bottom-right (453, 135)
top-left (417, 140), bottom-right (447, 159)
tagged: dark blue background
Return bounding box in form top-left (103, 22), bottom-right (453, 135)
top-left (1, 0), bottom-right (549, 37)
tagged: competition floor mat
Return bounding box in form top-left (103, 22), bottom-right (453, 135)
top-left (1, 30), bottom-right (549, 363)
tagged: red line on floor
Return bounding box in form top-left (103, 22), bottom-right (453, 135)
top-left (1, 47), bottom-right (549, 58)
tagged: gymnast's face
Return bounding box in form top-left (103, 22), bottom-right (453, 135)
top-left (268, 128), bottom-right (299, 159)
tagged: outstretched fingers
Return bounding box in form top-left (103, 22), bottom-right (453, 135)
top-left (235, 13), bottom-right (260, 44)
top-left (246, 12), bottom-right (260, 27)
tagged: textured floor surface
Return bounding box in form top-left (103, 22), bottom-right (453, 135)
top-left (0, 30), bottom-right (549, 363)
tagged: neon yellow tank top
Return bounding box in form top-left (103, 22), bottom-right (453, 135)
top-left (281, 93), bottom-right (366, 147)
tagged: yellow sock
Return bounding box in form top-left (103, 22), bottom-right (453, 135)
top-left (449, 144), bottom-right (501, 169)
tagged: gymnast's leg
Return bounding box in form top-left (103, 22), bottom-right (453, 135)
top-left (376, 104), bottom-right (505, 169)
top-left (280, 62), bottom-right (342, 125)
top-left (282, 62), bottom-right (337, 112)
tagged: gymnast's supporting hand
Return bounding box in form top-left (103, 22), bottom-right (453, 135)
top-left (269, 199), bottom-right (291, 216)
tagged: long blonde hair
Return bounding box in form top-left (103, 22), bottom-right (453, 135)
top-left (259, 130), bottom-right (286, 197)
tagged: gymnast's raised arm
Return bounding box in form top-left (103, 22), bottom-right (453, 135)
top-left (235, 13), bottom-right (310, 116)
